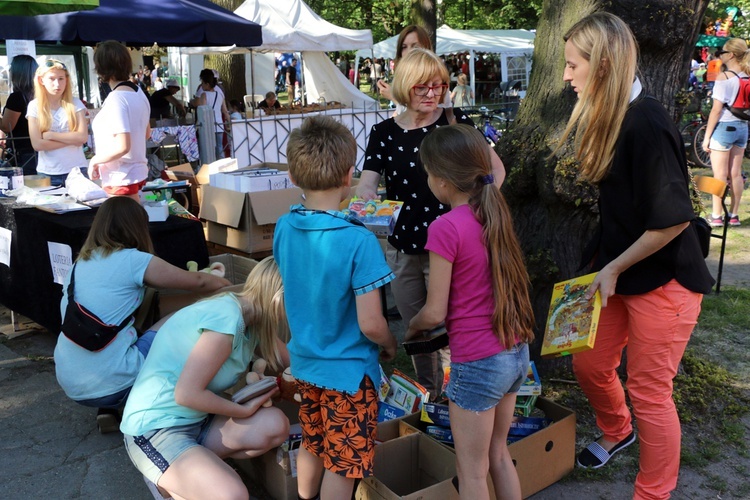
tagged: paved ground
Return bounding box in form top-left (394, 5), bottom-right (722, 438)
top-left (0, 231), bottom-right (747, 500)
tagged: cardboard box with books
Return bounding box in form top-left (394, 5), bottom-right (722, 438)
top-left (541, 272), bottom-right (601, 358)
top-left (199, 162), bottom-right (301, 253)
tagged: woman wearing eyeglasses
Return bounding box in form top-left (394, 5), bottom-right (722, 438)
top-left (27, 60), bottom-right (88, 187)
top-left (702, 39), bottom-right (750, 227)
top-left (358, 48), bottom-right (505, 399)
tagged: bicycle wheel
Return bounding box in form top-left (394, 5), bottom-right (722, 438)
top-left (692, 124), bottom-right (711, 168)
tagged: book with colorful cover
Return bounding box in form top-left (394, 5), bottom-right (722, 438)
top-left (343, 197), bottom-right (404, 236)
top-left (517, 361), bottom-right (541, 397)
top-left (541, 272), bottom-right (601, 358)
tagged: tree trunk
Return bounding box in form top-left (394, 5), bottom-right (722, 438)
top-left (498, 0), bottom-right (710, 367)
top-left (411, 0), bottom-right (438, 49)
top-left (207, 0), bottom-right (246, 105)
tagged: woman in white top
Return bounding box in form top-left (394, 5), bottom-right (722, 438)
top-left (88, 40), bottom-right (151, 200)
top-left (27, 59), bottom-right (88, 186)
top-left (702, 38), bottom-right (750, 227)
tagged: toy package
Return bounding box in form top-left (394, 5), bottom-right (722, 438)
top-left (343, 197), bottom-right (403, 236)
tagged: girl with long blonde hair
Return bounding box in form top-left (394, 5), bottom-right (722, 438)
top-left (121, 256), bottom-right (291, 500)
top-left (407, 124), bottom-right (533, 500)
top-left (27, 59), bottom-right (88, 186)
top-left (557, 12), bottom-right (713, 499)
top-left (701, 37), bottom-right (750, 226)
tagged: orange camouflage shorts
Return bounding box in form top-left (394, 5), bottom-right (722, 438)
top-left (296, 376), bottom-right (378, 478)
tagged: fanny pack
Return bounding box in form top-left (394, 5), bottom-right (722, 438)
top-left (61, 263), bottom-right (134, 351)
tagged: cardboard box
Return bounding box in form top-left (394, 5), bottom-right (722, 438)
top-left (199, 184), bottom-right (302, 253)
top-left (208, 253), bottom-right (259, 285)
top-left (356, 433), bottom-right (459, 500)
top-left (381, 398), bottom-right (575, 499)
top-left (506, 398), bottom-right (575, 498)
top-left (235, 401), bottom-right (410, 500)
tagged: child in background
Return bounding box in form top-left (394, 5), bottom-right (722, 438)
top-left (451, 73), bottom-right (474, 108)
top-left (229, 98), bottom-right (244, 120)
top-left (407, 124), bottom-right (535, 499)
top-left (273, 115), bottom-right (397, 500)
top-left (27, 59), bottom-right (88, 186)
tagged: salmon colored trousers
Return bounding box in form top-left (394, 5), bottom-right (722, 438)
top-left (573, 279), bottom-right (703, 500)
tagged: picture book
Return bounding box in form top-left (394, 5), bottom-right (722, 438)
top-left (541, 272), bottom-right (601, 358)
top-left (343, 197), bottom-right (404, 236)
top-left (517, 360), bottom-right (541, 397)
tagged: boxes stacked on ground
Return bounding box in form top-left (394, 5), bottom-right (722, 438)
top-left (199, 162), bottom-right (302, 253)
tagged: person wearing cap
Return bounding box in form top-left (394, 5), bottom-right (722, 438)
top-left (148, 78), bottom-right (185, 120)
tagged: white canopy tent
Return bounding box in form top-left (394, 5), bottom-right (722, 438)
top-left (182, 0), bottom-right (378, 109)
top-left (356, 25), bottom-right (535, 100)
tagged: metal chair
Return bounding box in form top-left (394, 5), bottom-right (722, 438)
top-left (694, 175), bottom-right (730, 293)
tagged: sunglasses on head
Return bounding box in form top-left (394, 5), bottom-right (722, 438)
top-left (717, 50), bottom-right (730, 56)
top-left (45, 59), bottom-right (67, 71)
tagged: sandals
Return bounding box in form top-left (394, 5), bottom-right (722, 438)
top-left (576, 431), bottom-right (636, 469)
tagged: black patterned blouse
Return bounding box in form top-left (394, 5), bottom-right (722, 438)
top-left (362, 108), bottom-right (475, 254)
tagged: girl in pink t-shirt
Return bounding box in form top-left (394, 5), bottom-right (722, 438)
top-left (407, 124), bottom-right (535, 500)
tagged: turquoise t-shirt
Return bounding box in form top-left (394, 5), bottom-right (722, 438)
top-left (273, 206), bottom-right (394, 394)
top-left (54, 248), bottom-right (153, 400)
top-left (120, 294), bottom-right (257, 436)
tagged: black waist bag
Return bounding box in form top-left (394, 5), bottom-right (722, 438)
top-left (61, 263), bottom-right (133, 352)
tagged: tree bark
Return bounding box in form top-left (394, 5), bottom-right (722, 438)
top-left (411, 0), bottom-right (438, 49)
top-left (207, 0), bottom-right (246, 105)
top-left (498, 0), bottom-right (710, 365)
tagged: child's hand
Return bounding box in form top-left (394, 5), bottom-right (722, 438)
top-left (380, 336), bottom-right (397, 362)
top-left (404, 326), bottom-right (421, 341)
top-left (239, 387), bottom-right (279, 414)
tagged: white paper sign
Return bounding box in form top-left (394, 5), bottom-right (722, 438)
top-left (0, 227), bottom-right (11, 267)
top-left (6, 40), bottom-right (37, 60)
top-left (47, 242), bottom-right (73, 285)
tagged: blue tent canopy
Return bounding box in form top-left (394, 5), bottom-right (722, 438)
top-left (0, 0), bottom-right (262, 47)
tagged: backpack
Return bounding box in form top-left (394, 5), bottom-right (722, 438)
top-left (723, 70), bottom-right (750, 120)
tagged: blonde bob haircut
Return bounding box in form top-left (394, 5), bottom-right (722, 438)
top-left (235, 256), bottom-right (289, 373)
top-left (34, 60), bottom-right (79, 135)
top-left (555, 12), bottom-right (638, 184)
top-left (286, 115), bottom-right (356, 190)
top-left (391, 48), bottom-right (450, 107)
top-left (722, 38), bottom-right (750, 75)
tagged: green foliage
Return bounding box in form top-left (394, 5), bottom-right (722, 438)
top-left (306, 0), bottom-right (542, 44)
top-left (440, 0), bottom-right (543, 30)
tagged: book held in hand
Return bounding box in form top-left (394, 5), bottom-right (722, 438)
top-left (541, 272), bottom-right (601, 358)
top-left (231, 377), bottom-right (278, 404)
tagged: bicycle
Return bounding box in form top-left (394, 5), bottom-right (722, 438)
top-left (680, 83), bottom-right (712, 167)
top-left (476, 106), bottom-right (507, 146)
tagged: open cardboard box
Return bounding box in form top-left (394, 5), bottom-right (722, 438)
top-left (363, 397), bottom-right (575, 499)
top-left (356, 432), bottom-right (459, 500)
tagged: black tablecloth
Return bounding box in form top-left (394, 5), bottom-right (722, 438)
top-left (0, 200), bottom-right (209, 332)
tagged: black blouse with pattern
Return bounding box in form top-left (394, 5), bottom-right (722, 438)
top-left (362, 108), bottom-right (475, 254)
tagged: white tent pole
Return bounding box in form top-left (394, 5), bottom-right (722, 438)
top-left (299, 53), bottom-right (306, 106)
top-left (469, 50), bottom-right (476, 106)
top-left (250, 49), bottom-right (256, 98)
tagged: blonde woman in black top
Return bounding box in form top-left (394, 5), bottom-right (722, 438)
top-left (557, 12), bottom-right (713, 499)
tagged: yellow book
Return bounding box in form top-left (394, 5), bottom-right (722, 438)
top-left (541, 272), bottom-right (601, 358)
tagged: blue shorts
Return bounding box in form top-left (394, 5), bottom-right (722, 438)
top-left (709, 121), bottom-right (748, 151)
top-left (123, 415), bottom-right (214, 485)
top-left (445, 343), bottom-right (529, 412)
